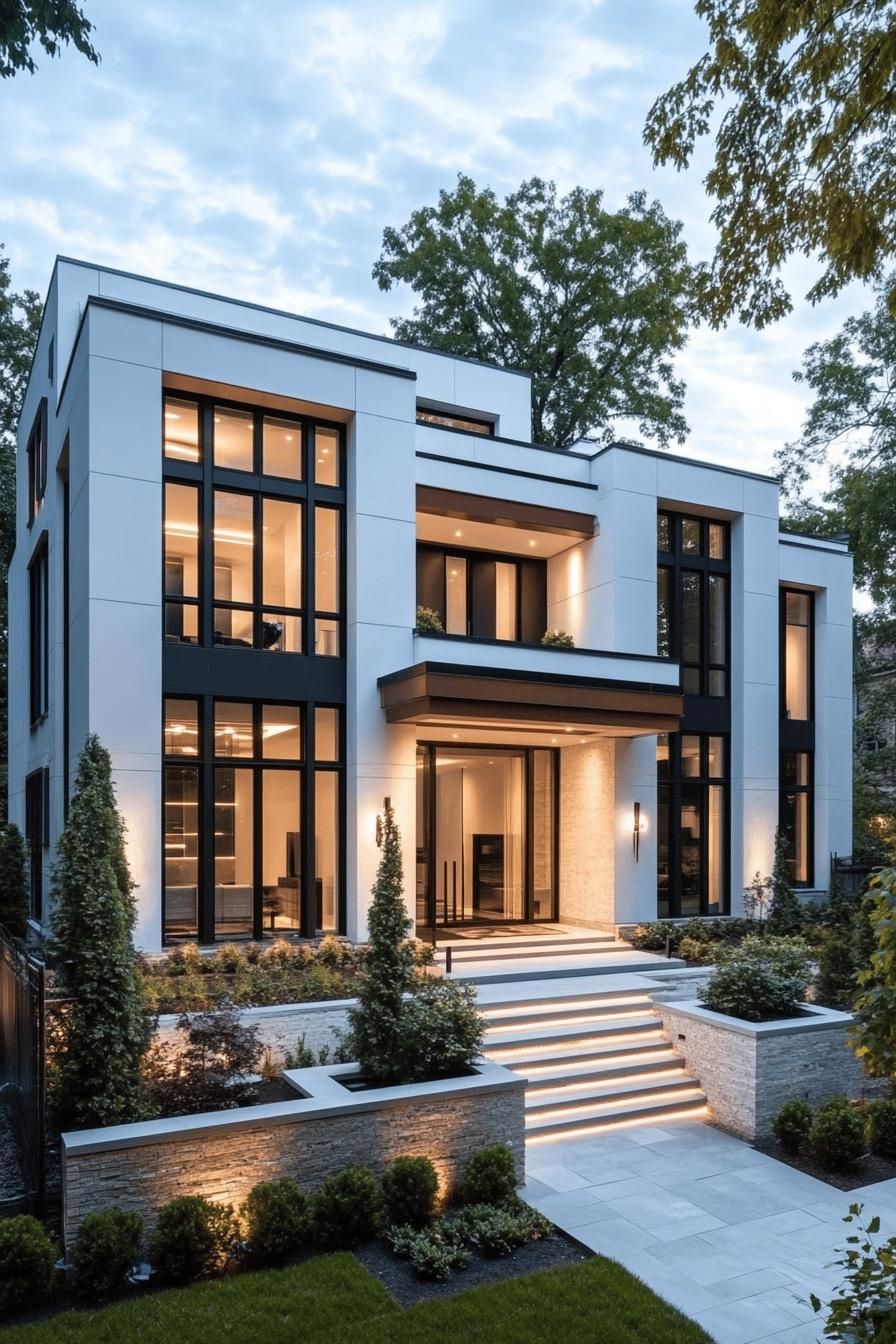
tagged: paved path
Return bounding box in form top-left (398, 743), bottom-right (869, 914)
top-left (524, 1117), bottom-right (896, 1343)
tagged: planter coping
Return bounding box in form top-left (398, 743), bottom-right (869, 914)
top-left (657, 998), bottom-right (853, 1040)
top-left (61, 1059), bottom-right (522, 1156)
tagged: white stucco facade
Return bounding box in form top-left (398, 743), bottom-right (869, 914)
top-left (8, 258), bottom-right (853, 952)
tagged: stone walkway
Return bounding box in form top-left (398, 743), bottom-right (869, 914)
top-left (524, 1117), bottom-right (896, 1343)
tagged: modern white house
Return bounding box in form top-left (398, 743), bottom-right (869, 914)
top-left (8, 257), bottom-right (854, 954)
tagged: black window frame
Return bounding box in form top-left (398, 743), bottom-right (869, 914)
top-left (780, 587), bottom-right (815, 724)
top-left (416, 541), bottom-right (547, 645)
top-left (162, 695), bottom-right (345, 943)
top-left (162, 391), bottom-right (346, 659)
top-left (26, 398), bottom-right (48, 527)
top-left (657, 732), bottom-right (730, 918)
top-left (24, 767), bottom-right (49, 922)
top-left (415, 407), bottom-right (495, 436)
top-left (779, 748), bottom-right (814, 888)
top-left (28, 532), bottom-right (49, 727)
top-left (657, 510), bottom-right (730, 699)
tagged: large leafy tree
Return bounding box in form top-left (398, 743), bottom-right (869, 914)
top-left (372, 175), bottom-right (697, 451)
top-left (0, 248), bottom-right (42, 819)
top-left (778, 280), bottom-right (896, 859)
top-left (1, 0), bottom-right (98, 77)
top-left (645, 0), bottom-right (896, 328)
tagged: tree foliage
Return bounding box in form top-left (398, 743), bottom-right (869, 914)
top-left (851, 868), bottom-right (896, 1079)
top-left (0, 821), bottom-right (29, 936)
top-left (51, 735), bottom-right (151, 1129)
top-left (0, 247), bottom-right (42, 819)
top-left (645, 0), bottom-right (896, 327)
top-left (1, 0), bottom-right (98, 78)
top-left (373, 174), bottom-right (697, 450)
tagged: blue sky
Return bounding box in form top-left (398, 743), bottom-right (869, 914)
top-left (0, 0), bottom-right (871, 475)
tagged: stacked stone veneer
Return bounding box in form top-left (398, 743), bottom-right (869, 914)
top-left (654, 999), bottom-right (864, 1140)
top-left (62, 1062), bottom-right (525, 1251)
top-left (154, 999), bottom-right (353, 1062)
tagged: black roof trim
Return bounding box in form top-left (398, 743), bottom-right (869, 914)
top-left (416, 417), bottom-right (592, 460)
top-left (594, 440), bottom-right (781, 485)
top-left (54, 255), bottom-right (533, 379)
top-left (378, 657), bottom-right (680, 697)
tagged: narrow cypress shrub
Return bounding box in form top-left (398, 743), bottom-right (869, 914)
top-left (51, 736), bottom-right (151, 1129)
top-left (345, 801), bottom-right (415, 1084)
top-left (0, 822), bottom-right (29, 936)
top-left (767, 829), bottom-right (803, 934)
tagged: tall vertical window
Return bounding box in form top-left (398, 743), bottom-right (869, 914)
top-left (162, 393), bottom-right (344, 656)
top-left (782, 589), bottom-right (813, 720)
top-left (24, 768), bottom-right (48, 922)
top-left (657, 733), bottom-right (728, 917)
top-left (163, 697), bottom-right (343, 942)
top-left (26, 399), bottom-right (48, 525)
top-left (657, 511), bottom-right (729, 696)
top-left (28, 536), bottom-right (49, 725)
top-left (780, 750), bottom-right (813, 886)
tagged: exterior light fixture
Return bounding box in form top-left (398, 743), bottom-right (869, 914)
top-left (633, 802), bottom-right (646, 861)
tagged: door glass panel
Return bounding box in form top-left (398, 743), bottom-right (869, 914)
top-left (214, 768), bottom-right (253, 939)
top-left (262, 770), bottom-right (301, 933)
top-left (707, 784), bottom-right (723, 914)
top-left (532, 751), bottom-right (555, 920)
top-left (434, 748), bottom-right (526, 924)
top-left (416, 746), bottom-right (432, 929)
top-left (214, 407), bottom-right (254, 471)
top-left (680, 784), bottom-right (702, 916)
top-left (445, 556), bottom-right (467, 635)
top-left (315, 771), bottom-right (339, 932)
top-left (164, 766), bottom-right (199, 941)
top-left (495, 562), bottom-right (518, 641)
top-left (657, 783), bottom-right (670, 919)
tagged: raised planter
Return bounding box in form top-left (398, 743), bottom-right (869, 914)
top-left (653, 999), bottom-right (863, 1141)
top-left (154, 997), bottom-right (355, 1060)
top-left (61, 1059), bottom-right (525, 1250)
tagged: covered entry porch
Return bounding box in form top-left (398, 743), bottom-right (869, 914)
top-left (378, 658), bottom-right (683, 936)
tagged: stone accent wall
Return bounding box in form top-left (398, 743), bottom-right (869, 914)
top-left (154, 1000), bottom-right (353, 1063)
top-left (655, 999), bottom-right (865, 1140)
top-left (62, 1064), bottom-right (525, 1251)
top-left (559, 739), bottom-right (615, 926)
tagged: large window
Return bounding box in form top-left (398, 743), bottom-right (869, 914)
top-left (28, 535), bottom-right (49, 726)
top-left (780, 750), bottom-right (813, 886)
top-left (163, 697), bottom-right (343, 942)
top-left (780, 588), bottom-right (815, 885)
top-left (657, 512), bottom-right (729, 696)
top-left (782, 589), bottom-right (813, 720)
top-left (26, 398), bottom-right (48, 526)
top-left (416, 544), bottom-right (547, 644)
top-left (163, 393), bottom-right (344, 656)
top-left (657, 733), bottom-right (728, 917)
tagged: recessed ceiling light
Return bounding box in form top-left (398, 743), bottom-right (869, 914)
top-left (454, 529), bottom-right (463, 538)
top-left (452, 733), bottom-right (459, 740)
top-left (285, 434), bottom-right (293, 442)
top-left (528, 539), bottom-right (537, 548)
top-left (551, 736), bottom-right (557, 743)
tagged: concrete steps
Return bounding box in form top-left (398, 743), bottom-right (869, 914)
top-left (479, 982), bottom-right (708, 1140)
top-left (434, 929), bottom-right (685, 984)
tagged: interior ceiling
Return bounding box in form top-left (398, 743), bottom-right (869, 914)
top-left (415, 512), bottom-right (575, 558)
top-left (417, 723), bottom-right (634, 746)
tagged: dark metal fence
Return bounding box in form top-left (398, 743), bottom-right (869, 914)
top-left (831, 852), bottom-right (879, 902)
top-left (0, 928), bottom-right (46, 1211)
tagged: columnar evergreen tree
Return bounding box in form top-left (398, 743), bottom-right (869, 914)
top-left (767, 829), bottom-right (803, 934)
top-left (51, 735), bottom-right (150, 1129)
top-left (346, 800), bottom-right (415, 1084)
top-left (0, 821), bottom-right (28, 936)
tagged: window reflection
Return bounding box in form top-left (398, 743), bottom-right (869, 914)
top-left (164, 698), bottom-right (199, 757)
top-left (214, 702), bottom-right (254, 757)
top-left (164, 397), bottom-right (200, 462)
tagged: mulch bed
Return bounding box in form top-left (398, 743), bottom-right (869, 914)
top-left (353, 1228), bottom-right (589, 1307)
top-left (754, 1137), bottom-right (896, 1190)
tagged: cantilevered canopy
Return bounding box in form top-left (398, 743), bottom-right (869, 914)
top-left (378, 662), bottom-right (683, 738)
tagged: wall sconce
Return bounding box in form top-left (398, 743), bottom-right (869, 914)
top-left (375, 796), bottom-right (391, 848)
top-left (633, 801), bottom-right (646, 862)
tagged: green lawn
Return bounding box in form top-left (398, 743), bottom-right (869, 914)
top-left (3, 1252), bottom-right (712, 1344)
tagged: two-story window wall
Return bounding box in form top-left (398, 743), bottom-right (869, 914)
top-left (780, 589), bottom-right (815, 886)
top-left (416, 543), bottom-right (547, 644)
top-left (657, 511), bottom-right (731, 916)
top-left (162, 392), bottom-right (346, 943)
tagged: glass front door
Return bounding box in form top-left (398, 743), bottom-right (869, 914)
top-left (416, 744), bottom-right (557, 927)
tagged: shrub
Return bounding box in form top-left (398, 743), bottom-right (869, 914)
top-left (148, 1195), bottom-right (238, 1283)
top-left (310, 1167), bottom-right (381, 1248)
top-left (677, 935), bottom-right (717, 965)
top-left (381, 1156), bottom-right (439, 1229)
top-left (283, 1033), bottom-right (318, 1070)
top-left (541, 630), bottom-right (574, 648)
top-left (627, 921), bottom-right (681, 952)
top-left (714, 933), bottom-right (811, 978)
top-left (767, 828), bottom-right (803, 934)
top-left (211, 943), bottom-right (245, 974)
top-left (242, 1179), bottom-right (308, 1266)
top-left (698, 959), bottom-right (808, 1022)
top-left (772, 1099), bottom-right (813, 1155)
top-left (50, 736), bottom-right (152, 1129)
top-left (0, 1215), bottom-right (57, 1316)
top-left (814, 933), bottom-right (857, 1010)
top-left (456, 1201), bottom-right (551, 1257)
top-left (866, 1100), bottom-right (896, 1161)
top-left (385, 1222), bottom-right (470, 1280)
top-left (392, 979), bottom-right (484, 1083)
top-left (415, 605), bottom-right (444, 634)
top-left (852, 869), bottom-right (896, 1079)
top-left (142, 1003), bottom-right (262, 1116)
top-left (460, 1145), bottom-right (518, 1206)
top-left (0, 822), bottom-right (29, 937)
top-left (70, 1208), bottom-right (143, 1300)
top-left (811, 1097), bottom-right (866, 1170)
